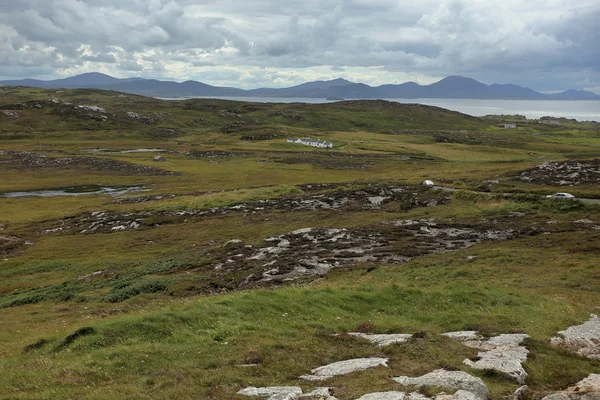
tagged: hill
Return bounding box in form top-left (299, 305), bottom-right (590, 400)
top-left (3, 73), bottom-right (599, 100)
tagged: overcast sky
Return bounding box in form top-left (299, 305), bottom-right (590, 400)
top-left (1, 0), bottom-right (599, 93)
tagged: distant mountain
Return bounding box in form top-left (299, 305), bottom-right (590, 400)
top-left (2, 73), bottom-right (599, 100)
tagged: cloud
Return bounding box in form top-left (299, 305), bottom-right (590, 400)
top-left (82, 53), bottom-right (117, 63)
top-left (0, 0), bottom-right (598, 92)
top-left (117, 60), bottom-right (144, 72)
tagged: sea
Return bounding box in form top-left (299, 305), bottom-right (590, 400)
top-left (160, 96), bottom-right (600, 122)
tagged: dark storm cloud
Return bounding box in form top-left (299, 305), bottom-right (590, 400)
top-left (0, 0), bottom-right (598, 92)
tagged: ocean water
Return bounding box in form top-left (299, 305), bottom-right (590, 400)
top-left (161, 96), bottom-right (600, 121)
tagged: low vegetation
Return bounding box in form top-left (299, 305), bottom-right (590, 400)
top-left (0, 86), bottom-right (598, 399)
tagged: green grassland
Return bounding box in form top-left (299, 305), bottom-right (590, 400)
top-left (0, 86), bottom-right (599, 399)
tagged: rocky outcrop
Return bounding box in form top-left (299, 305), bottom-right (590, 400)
top-left (464, 334), bottom-right (529, 384)
top-left (443, 332), bottom-right (529, 384)
top-left (355, 390), bottom-right (482, 400)
top-left (126, 111), bottom-right (154, 124)
top-left (541, 374), bottom-right (600, 400)
top-left (300, 358), bottom-right (389, 381)
top-left (518, 160), bottom-right (600, 186)
top-left (551, 314), bottom-right (600, 360)
top-left (1, 110), bottom-right (20, 119)
top-left (392, 369), bottom-right (489, 400)
top-left (2, 150), bottom-right (177, 176)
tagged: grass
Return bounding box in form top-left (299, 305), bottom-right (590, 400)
top-left (0, 87), bottom-right (599, 399)
top-left (2, 231), bottom-right (599, 398)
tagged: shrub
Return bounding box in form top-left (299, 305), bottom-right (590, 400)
top-left (105, 279), bottom-right (168, 303)
top-left (58, 327), bottom-right (97, 349)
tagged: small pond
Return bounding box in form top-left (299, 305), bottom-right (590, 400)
top-left (85, 148), bottom-right (167, 153)
top-left (1, 185), bottom-right (148, 198)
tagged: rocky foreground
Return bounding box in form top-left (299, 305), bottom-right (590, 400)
top-left (236, 317), bottom-right (600, 399)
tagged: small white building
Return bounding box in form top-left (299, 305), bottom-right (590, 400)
top-left (498, 123), bottom-right (517, 129)
top-left (287, 137), bottom-right (333, 148)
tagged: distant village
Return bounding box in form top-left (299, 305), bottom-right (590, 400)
top-left (287, 137), bottom-right (333, 148)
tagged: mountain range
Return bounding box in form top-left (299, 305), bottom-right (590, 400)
top-left (2, 72), bottom-right (599, 100)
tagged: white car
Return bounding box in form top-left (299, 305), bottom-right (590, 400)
top-left (423, 180), bottom-right (435, 187)
top-left (546, 192), bottom-right (575, 199)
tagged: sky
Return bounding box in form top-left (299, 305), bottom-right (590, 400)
top-left (1, 0), bottom-right (599, 93)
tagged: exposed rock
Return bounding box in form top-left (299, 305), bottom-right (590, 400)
top-left (393, 369), bottom-right (489, 400)
top-left (300, 358), bottom-right (388, 381)
top-left (572, 374), bottom-right (600, 391)
top-left (448, 333), bottom-right (530, 384)
top-left (551, 314), bottom-right (600, 360)
top-left (442, 331), bottom-right (482, 343)
top-left (238, 386), bottom-right (303, 398)
top-left (37, 195), bottom-right (531, 288)
top-left (269, 394), bottom-right (300, 400)
top-left (76, 105), bottom-right (106, 113)
top-left (355, 392), bottom-right (428, 400)
top-left (464, 347), bottom-right (528, 384)
top-left (434, 391), bottom-right (482, 400)
top-left (1, 110), bottom-right (20, 119)
top-left (367, 196), bottom-right (390, 206)
top-left (224, 239), bottom-right (244, 247)
top-left (346, 333), bottom-right (412, 347)
top-left (76, 270), bottom-right (108, 280)
top-left (486, 334), bottom-right (529, 348)
top-left (238, 387), bottom-right (337, 400)
top-left (426, 200), bottom-right (438, 207)
top-left (0, 234), bottom-right (26, 256)
top-left (126, 111), bottom-right (154, 124)
top-left (517, 160), bottom-right (600, 186)
top-left (541, 374), bottom-right (600, 400)
top-left (513, 386), bottom-right (529, 400)
top-left (2, 150), bottom-right (177, 176)
top-left (300, 387), bottom-right (338, 399)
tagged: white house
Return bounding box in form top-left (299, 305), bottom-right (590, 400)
top-left (287, 137), bottom-right (333, 148)
top-left (498, 123), bottom-right (517, 129)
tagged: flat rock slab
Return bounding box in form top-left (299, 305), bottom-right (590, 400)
top-left (269, 394), bottom-right (300, 400)
top-left (393, 369), bottom-right (489, 400)
top-left (551, 314), bottom-right (600, 360)
top-left (300, 358), bottom-right (389, 381)
top-left (238, 387), bottom-right (337, 400)
top-left (445, 332), bottom-right (530, 384)
top-left (347, 333), bottom-right (413, 347)
top-left (355, 392), bottom-right (429, 400)
top-left (355, 390), bottom-right (481, 400)
top-left (436, 390), bottom-right (482, 400)
top-left (300, 387), bottom-right (338, 399)
top-left (442, 331), bottom-right (485, 348)
top-left (238, 387), bottom-right (304, 398)
top-left (572, 374), bottom-right (600, 391)
top-left (442, 331), bottom-right (482, 341)
top-left (541, 374), bottom-right (600, 400)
